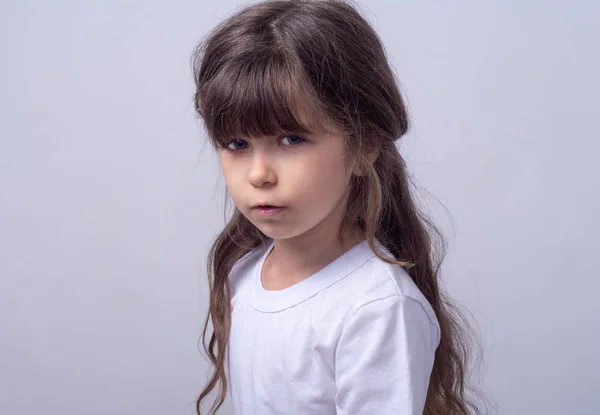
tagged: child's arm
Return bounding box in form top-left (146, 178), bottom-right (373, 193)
top-left (334, 295), bottom-right (438, 414)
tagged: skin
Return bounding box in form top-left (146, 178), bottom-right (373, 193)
top-left (218, 121), bottom-right (363, 290)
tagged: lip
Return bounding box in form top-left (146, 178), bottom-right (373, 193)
top-left (251, 205), bottom-right (285, 218)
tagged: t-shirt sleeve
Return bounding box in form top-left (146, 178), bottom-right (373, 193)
top-left (334, 295), bottom-right (438, 415)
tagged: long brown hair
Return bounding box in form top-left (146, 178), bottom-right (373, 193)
top-left (191, 1), bottom-right (482, 413)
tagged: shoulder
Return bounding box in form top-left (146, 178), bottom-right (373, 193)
top-left (334, 253), bottom-right (441, 413)
top-left (335, 242), bottom-right (440, 336)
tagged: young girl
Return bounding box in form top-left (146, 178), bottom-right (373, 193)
top-left (192, 1), bottom-right (479, 414)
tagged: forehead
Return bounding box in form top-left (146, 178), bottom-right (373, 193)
top-left (252, 107), bottom-right (341, 139)
top-left (196, 54), bottom-right (342, 145)
top-left (219, 96), bottom-right (337, 142)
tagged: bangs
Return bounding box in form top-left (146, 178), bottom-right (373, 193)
top-left (196, 52), bottom-right (333, 147)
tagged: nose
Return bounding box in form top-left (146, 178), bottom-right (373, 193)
top-left (248, 153), bottom-right (277, 187)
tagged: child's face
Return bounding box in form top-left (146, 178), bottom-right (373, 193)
top-left (218, 122), bottom-right (352, 241)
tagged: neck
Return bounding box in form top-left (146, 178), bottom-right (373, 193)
top-left (263, 197), bottom-right (363, 288)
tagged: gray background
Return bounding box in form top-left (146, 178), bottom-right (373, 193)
top-left (1, 1), bottom-right (599, 414)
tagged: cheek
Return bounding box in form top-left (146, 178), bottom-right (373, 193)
top-left (292, 151), bottom-right (349, 202)
top-left (317, 145), bottom-right (350, 187)
top-left (219, 155), bottom-right (241, 193)
top-left (218, 152), bottom-right (229, 177)
top-left (320, 168), bottom-right (349, 203)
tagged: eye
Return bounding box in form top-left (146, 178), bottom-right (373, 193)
top-left (280, 135), bottom-right (305, 146)
top-left (227, 139), bottom-right (249, 151)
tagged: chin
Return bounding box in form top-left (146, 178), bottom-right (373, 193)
top-left (253, 222), bottom-right (305, 241)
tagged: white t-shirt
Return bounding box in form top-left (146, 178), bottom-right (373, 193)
top-left (227, 239), bottom-right (440, 414)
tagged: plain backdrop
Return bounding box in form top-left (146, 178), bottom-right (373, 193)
top-left (1, 1), bottom-right (599, 414)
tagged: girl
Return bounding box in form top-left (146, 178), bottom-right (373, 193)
top-left (192, 0), bottom-right (480, 414)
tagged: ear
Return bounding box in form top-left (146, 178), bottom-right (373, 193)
top-left (352, 140), bottom-right (380, 176)
top-left (366, 142), bottom-right (380, 165)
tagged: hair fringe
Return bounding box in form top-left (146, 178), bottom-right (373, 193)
top-left (192, 1), bottom-right (487, 413)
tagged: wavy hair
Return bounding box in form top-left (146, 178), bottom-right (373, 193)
top-left (191, 1), bottom-right (482, 413)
